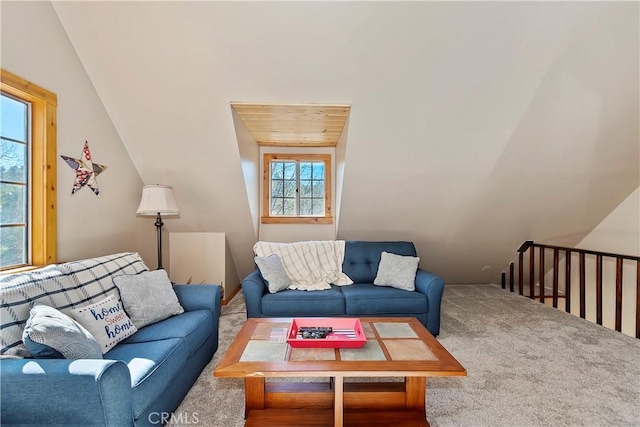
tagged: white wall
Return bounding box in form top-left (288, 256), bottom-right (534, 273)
top-left (169, 232), bottom-right (240, 301)
top-left (573, 187), bottom-right (639, 337)
top-left (577, 188), bottom-right (640, 257)
top-left (0, 1), bottom-right (156, 266)
top-left (334, 117), bottom-right (350, 229)
top-left (233, 108), bottom-right (260, 238)
top-left (49, 2), bottom-right (639, 282)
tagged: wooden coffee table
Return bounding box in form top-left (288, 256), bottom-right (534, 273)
top-left (214, 317), bottom-right (466, 427)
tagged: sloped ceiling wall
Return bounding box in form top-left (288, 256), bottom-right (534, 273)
top-left (1, 1), bottom-right (158, 266)
top-left (52, 1), bottom-right (639, 283)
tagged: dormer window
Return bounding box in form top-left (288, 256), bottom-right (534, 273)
top-left (262, 153), bottom-right (332, 224)
top-left (231, 102), bottom-right (348, 227)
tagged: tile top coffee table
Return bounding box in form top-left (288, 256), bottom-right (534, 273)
top-left (214, 317), bottom-right (466, 427)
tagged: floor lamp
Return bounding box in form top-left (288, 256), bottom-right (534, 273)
top-left (136, 184), bottom-right (180, 270)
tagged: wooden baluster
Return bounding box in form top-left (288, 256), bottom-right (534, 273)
top-left (579, 253), bottom-right (586, 319)
top-left (552, 249), bottom-right (559, 308)
top-left (539, 247), bottom-right (545, 303)
top-left (596, 255), bottom-right (603, 325)
top-left (518, 252), bottom-right (524, 296)
top-left (615, 257), bottom-right (623, 332)
top-left (636, 260), bottom-right (640, 339)
top-left (509, 262), bottom-right (514, 292)
top-left (529, 247), bottom-right (535, 299)
top-left (514, 241), bottom-right (640, 337)
top-left (565, 249), bottom-right (571, 313)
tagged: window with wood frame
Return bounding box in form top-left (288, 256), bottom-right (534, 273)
top-left (262, 153), bottom-right (332, 224)
top-left (0, 69), bottom-right (57, 271)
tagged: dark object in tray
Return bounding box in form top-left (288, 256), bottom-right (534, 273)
top-left (298, 326), bottom-right (332, 339)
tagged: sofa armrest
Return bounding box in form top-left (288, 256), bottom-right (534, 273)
top-left (414, 269), bottom-right (445, 336)
top-left (0, 359), bottom-right (132, 426)
top-left (242, 269), bottom-right (268, 318)
top-left (173, 284), bottom-right (221, 314)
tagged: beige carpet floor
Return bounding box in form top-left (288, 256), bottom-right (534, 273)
top-left (175, 284), bottom-right (640, 426)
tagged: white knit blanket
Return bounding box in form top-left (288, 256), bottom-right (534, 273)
top-left (253, 240), bottom-right (353, 291)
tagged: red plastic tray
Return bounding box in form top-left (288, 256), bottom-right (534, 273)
top-left (287, 318), bottom-right (366, 349)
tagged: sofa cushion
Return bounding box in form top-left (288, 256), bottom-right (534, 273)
top-left (22, 304), bottom-right (102, 359)
top-left (373, 251), bottom-right (420, 291)
top-left (70, 295), bottom-right (138, 354)
top-left (105, 337), bottom-right (187, 419)
top-left (121, 310), bottom-right (214, 357)
top-left (342, 283), bottom-right (428, 316)
top-left (113, 269), bottom-right (184, 328)
top-left (343, 241), bottom-right (417, 284)
top-left (262, 286), bottom-right (345, 317)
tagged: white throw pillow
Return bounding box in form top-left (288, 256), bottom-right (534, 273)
top-left (23, 304), bottom-right (102, 359)
top-left (373, 251), bottom-right (420, 291)
top-left (113, 270), bottom-right (184, 328)
top-left (70, 295), bottom-right (137, 354)
top-left (255, 254), bottom-right (292, 293)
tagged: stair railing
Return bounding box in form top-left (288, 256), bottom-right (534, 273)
top-left (501, 240), bottom-right (640, 338)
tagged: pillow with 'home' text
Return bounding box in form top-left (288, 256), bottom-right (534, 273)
top-left (70, 295), bottom-right (137, 354)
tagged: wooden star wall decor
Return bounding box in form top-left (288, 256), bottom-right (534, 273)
top-left (61, 141), bottom-right (107, 197)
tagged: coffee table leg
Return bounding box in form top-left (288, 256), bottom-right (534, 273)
top-left (333, 376), bottom-right (344, 427)
top-left (244, 377), bottom-right (265, 417)
top-left (405, 377), bottom-right (426, 414)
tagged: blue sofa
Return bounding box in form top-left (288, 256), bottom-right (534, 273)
top-left (242, 241), bottom-right (445, 336)
top-left (0, 253), bottom-right (221, 426)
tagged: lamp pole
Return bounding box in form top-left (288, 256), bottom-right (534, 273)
top-left (155, 212), bottom-right (164, 270)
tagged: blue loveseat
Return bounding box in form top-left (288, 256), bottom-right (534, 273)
top-left (242, 241), bottom-right (445, 336)
top-left (0, 253), bottom-right (221, 426)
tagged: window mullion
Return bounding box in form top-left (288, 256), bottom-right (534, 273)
top-left (295, 161), bottom-right (301, 216)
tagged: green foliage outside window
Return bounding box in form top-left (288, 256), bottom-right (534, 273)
top-left (1, 93), bottom-right (28, 268)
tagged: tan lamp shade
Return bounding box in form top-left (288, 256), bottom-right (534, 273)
top-left (136, 185), bottom-right (180, 216)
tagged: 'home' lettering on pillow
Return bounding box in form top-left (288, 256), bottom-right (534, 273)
top-left (105, 319), bottom-right (135, 339)
top-left (70, 295), bottom-right (138, 354)
top-left (89, 302), bottom-right (134, 340)
top-left (89, 304), bottom-right (123, 320)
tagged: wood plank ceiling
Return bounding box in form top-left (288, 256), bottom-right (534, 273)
top-left (231, 102), bottom-right (350, 147)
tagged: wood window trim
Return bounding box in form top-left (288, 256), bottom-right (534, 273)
top-left (262, 153), bottom-right (333, 224)
top-left (1, 69), bottom-right (57, 269)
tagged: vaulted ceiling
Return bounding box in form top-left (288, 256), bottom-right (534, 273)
top-left (51, 1), bottom-right (639, 283)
